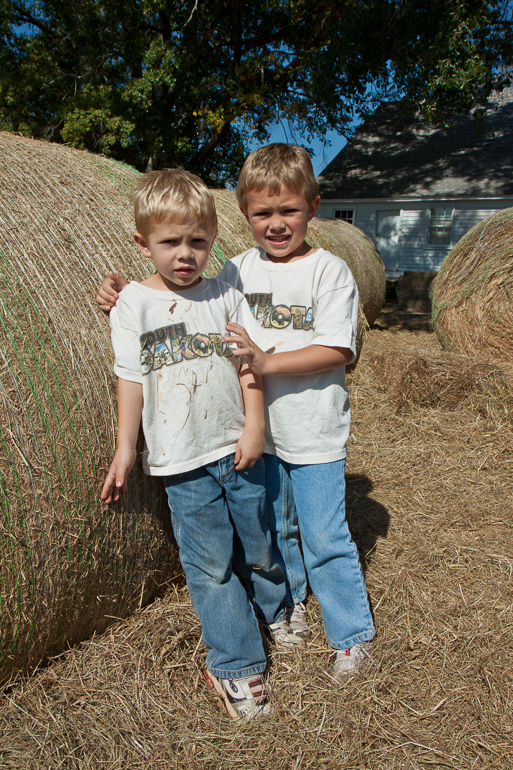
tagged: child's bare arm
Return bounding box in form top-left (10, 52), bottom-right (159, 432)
top-left (225, 322), bottom-right (352, 376)
top-left (235, 363), bottom-right (266, 470)
top-left (100, 378), bottom-right (143, 503)
top-left (96, 271), bottom-right (130, 312)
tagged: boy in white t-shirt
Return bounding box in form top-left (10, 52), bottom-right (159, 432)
top-left (97, 146), bottom-right (375, 680)
top-left (100, 168), bottom-right (301, 722)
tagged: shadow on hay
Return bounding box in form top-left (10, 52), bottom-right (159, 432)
top-left (345, 473), bottom-right (390, 573)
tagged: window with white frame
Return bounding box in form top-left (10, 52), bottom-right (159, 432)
top-left (428, 208), bottom-right (452, 245)
top-left (334, 209), bottom-right (354, 225)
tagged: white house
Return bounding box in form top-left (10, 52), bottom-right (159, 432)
top-left (316, 89), bottom-right (513, 277)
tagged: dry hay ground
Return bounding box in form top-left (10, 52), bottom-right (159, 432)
top-left (1, 312), bottom-right (512, 770)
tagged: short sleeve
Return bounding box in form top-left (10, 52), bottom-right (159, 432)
top-left (216, 259), bottom-right (242, 291)
top-left (229, 291), bottom-right (274, 353)
top-left (110, 300), bottom-right (143, 383)
top-left (310, 266), bottom-right (359, 361)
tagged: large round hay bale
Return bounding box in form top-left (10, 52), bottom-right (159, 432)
top-left (0, 133), bottom-right (180, 684)
top-left (431, 208), bottom-right (513, 361)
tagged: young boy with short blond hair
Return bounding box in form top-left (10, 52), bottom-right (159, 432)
top-left (101, 168), bottom-right (300, 722)
top-left (98, 145), bottom-right (375, 680)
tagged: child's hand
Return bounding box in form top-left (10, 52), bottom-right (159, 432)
top-left (234, 424), bottom-right (265, 470)
top-left (100, 446), bottom-right (136, 503)
top-left (96, 271), bottom-right (129, 312)
top-left (225, 322), bottom-right (269, 375)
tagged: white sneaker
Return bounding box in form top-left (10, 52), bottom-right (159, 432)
top-left (266, 619), bottom-right (305, 649)
top-left (286, 602), bottom-right (312, 639)
top-left (332, 643), bottom-right (371, 680)
top-left (205, 670), bottom-right (273, 720)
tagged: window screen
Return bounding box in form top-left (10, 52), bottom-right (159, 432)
top-left (429, 208), bottom-right (452, 245)
top-left (334, 210), bottom-right (354, 225)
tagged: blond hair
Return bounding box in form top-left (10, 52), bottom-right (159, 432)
top-left (236, 143), bottom-right (319, 212)
top-left (133, 168), bottom-right (217, 235)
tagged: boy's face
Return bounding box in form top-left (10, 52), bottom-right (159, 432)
top-left (242, 185), bottom-right (320, 263)
top-left (134, 220), bottom-right (215, 291)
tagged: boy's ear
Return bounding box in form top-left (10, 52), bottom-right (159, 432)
top-left (308, 195), bottom-right (321, 222)
top-left (239, 205), bottom-right (250, 224)
top-left (133, 231), bottom-right (151, 257)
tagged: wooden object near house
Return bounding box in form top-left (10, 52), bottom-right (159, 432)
top-left (431, 207), bottom-right (513, 362)
top-left (398, 271), bottom-right (437, 313)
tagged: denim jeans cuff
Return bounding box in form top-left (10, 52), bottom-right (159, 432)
top-left (327, 629), bottom-right (375, 650)
top-left (207, 662), bottom-right (267, 679)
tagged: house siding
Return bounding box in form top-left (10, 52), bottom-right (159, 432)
top-left (316, 199), bottom-right (513, 274)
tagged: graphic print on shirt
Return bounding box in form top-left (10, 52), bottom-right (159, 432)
top-left (244, 293), bottom-right (314, 330)
top-left (139, 320), bottom-right (233, 374)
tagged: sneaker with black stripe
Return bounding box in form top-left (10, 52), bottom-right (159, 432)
top-left (205, 670), bottom-right (273, 720)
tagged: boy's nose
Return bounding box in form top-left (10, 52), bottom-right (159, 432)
top-left (269, 213), bottom-right (285, 229)
top-left (177, 242), bottom-right (194, 259)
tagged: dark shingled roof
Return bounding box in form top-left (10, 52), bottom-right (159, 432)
top-left (317, 89), bottom-right (513, 199)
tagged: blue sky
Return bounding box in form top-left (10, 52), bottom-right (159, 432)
top-left (249, 125), bottom-right (349, 177)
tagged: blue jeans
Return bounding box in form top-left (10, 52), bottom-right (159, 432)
top-left (164, 454), bottom-right (287, 679)
top-left (264, 454), bottom-right (375, 649)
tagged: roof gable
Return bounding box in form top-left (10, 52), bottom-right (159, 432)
top-left (317, 89), bottom-right (513, 199)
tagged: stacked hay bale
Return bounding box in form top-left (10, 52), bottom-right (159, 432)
top-left (431, 208), bottom-right (513, 361)
top-left (0, 133), bottom-right (179, 684)
top-left (397, 271), bottom-right (437, 313)
top-left (0, 132), bottom-right (385, 684)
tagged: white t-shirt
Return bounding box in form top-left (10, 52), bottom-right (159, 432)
top-left (110, 277), bottom-right (271, 476)
top-left (217, 247), bottom-right (358, 464)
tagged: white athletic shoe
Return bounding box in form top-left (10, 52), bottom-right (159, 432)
top-left (205, 671), bottom-right (272, 720)
top-left (332, 643), bottom-right (372, 680)
top-left (266, 619), bottom-right (305, 649)
top-left (286, 602), bottom-right (312, 639)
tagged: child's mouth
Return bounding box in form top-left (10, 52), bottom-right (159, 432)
top-left (267, 235), bottom-right (290, 244)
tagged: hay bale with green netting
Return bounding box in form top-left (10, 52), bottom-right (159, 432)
top-left (431, 208), bottom-right (513, 361)
top-left (0, 132), bottom-right (182, 684)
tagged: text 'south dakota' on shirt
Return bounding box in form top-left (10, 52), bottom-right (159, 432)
top-left (244, 293), bottom-right (314, 330)
top-left (139, 321), bottom-right (233, 374)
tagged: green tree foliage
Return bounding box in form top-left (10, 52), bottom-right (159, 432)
top-left (1, 1), bottom-right (512, 185)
